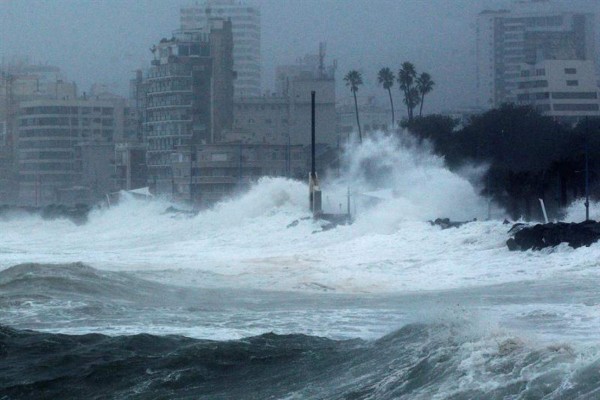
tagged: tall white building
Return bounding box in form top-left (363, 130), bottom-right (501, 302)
top-left (181, 0), bottom-right (261, 98)
top-left (476, 1), bottom-right (596, 109)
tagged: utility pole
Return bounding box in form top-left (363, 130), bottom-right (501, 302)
top-left (585, 117), bottom-right (590, 221)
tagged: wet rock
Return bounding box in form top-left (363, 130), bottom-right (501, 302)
top-left (507, 220), bottom-right (600, 251)
top-left (163, 206), bottom-right (197, 217)
top-left (430, 218), bottom-right (476, 230)
top-left (287, 220), bottom-right (299, 228)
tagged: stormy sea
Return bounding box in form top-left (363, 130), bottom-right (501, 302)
top-left (2, 134), bottom-right (600, 399)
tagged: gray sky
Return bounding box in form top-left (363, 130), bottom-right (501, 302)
top-left (1, 0), bottom-right (598, 114)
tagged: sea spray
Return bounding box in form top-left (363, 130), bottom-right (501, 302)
top-left (325, 132), bottom-right (500, 223)
top-left (0, 132), bottom-right (595, 295)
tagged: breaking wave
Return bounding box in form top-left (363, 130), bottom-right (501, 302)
top-left (2, 323), bottom-right (599, 399)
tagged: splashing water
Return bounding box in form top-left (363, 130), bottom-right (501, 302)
top-left (2, 132), bottom-right (600, 399)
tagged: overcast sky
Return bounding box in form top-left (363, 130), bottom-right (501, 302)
top-left (0, 0), bottom-right (598, 114)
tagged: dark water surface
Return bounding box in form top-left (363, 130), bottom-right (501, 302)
top-left (2, 263), bottom-right (600, 399)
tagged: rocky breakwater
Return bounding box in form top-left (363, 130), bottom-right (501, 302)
top-left (507, 220), bottom-right (600, 251)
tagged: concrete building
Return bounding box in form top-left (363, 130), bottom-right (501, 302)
top-left (16, 98), bottom-right (129, 206)
top-left (336, 96), bottom-right (389, 140)
top-left (171, 142), bottom-right (306, 205)
top-left (233, 47), bottom-right (337, 146)
top-left (476, 2), bottom-right (596, 109)
top-left (0, 64), bottom-right (79, 204)
top-left (181, 0), bottom-right (261, 98)
top-left (114, 143), bottom-right (147, 191)
top-left (141, 20), bottom-right (234, 193)
top-left (515, 59), bottom-right (600, 123)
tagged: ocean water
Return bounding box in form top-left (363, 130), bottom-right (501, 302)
top-left (1, 134), bottom-right (600, 399)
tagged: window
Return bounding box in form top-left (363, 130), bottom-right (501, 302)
top-left (552, 92), bottom-right (597, 100)
top-left (567, 80), bottom-right (579, 86)
top-left (211, 153), bottom-right (227, 162)
top-left (564, 68), bottom-right (577, 74)
top-left (554, 103), bottom-right (599, 111)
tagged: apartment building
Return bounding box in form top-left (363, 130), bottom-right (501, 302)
top-left (16, 98), bottom-right (129, 205)
top-left (181, 0), bottom-right (261, 98)
top-left (233, 47), bottom-right (337, 146)
top-left (515, 59), bottom-right (600, 123)
top-left (476, 2), bottom-right (596, 109)
top-left (140, 20), bottom-right (234, 193)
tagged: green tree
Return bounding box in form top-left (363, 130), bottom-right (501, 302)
top-left (416, 72), bottom-right (435, 117)
top-left (398, 62), bottom-right (418, 121)
top-left (377, 67), bottom-right (396, 127)
top-left (344, 70), bottom-right (363, 143)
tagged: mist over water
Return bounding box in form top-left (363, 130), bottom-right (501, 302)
top-left (2, 132), bottom-right (600, 399)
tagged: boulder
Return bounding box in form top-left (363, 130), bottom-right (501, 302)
top-left (507, 220), bottom-right (600, 251)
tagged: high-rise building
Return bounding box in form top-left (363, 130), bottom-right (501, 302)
top-left (181, 0), bottom-right (261, 98)
top-left (476, 1), bottom-right (596, 109)
top-left (140, 20), bottom-right (234, 193)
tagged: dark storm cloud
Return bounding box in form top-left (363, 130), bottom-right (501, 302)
top-left (1, 0), bottom-right (598, 112)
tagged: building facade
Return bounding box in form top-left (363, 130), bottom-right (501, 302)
top-left (233, 48), bottom-right (337, 146)
top-left (336, 96), bottom-right (389, 140)
top-left (171, 142), bottom-right (306, 205)
top-left (114, 143), bottom-right (147, 191)
top-left (476, 3), bottom-right (596, 109)
top-left (16, 98), bottom-right (129, 206)
top-left (141, 20), bottom-right (234, 193)
top-left (515, 59), bottom-right (600, 123)
top-left (0, 64), bottom-right (79, 203)
top-left (181, 0), bottom-right (261, 98)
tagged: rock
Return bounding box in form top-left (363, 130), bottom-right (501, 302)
top-left (286, 220), bottom-right (299, 228)
top-left (430, 218), bottom-right (475, 230)
top-left (507, 220), bottom-right (600, 251)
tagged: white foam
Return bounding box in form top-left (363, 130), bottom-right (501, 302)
top-left (1, 133), bottom-right (598, 295)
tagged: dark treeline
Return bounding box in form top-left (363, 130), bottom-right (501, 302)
top-left (402, 104), bottom-right (600, 221)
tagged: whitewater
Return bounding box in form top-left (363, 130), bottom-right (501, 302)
top-left (2, 133), bottom-right (600, 399)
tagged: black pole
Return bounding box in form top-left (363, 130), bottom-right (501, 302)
top-left (585, 117), bottom-right (590, 221)
top-left (311, 91), bottom-right (316, 178)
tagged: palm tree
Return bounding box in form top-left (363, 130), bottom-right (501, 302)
top-left (377, 67), bottom-right (396, 127)
top-left (404, 87), bottom-right (421, 121)
top-left (398, 62), bottom-right (417, 121)
top-left (344, 70), bottom-right (363, 143)
top-left (416, 72), bottom-right (435, 117)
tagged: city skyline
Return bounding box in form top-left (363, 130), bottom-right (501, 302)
top-left (0, 0), bottom-right (598, 116)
